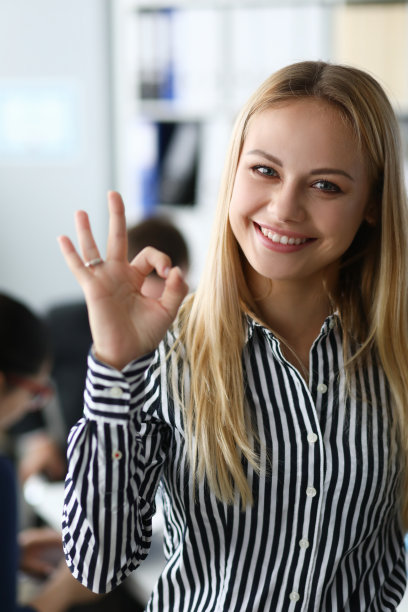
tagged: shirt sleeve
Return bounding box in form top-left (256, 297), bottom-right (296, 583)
top-left (62, 347), bottom-right (170, 594)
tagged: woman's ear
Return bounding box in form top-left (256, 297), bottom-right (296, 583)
top-left (364, 200), bottom-right (378, 227)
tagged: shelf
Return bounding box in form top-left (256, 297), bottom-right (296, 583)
top-left (123, 0), bottom-right (340, 9)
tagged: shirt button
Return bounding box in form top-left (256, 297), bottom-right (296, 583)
top-left (110, 386), bottom-right (124, 398)
top-left (317, 383), bottom-right (328, 394)
top-left (112, 450), bottom-right (123, 460)
top-left (307, 432), bottom-right (318, 444)
top-left (289, 591), bottom-right (300, 602)
top-left (299, 538), bottom-right (310, 549)
top-left (306, 486), bottom-right (317, 497)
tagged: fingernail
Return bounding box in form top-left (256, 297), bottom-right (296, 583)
top-left (163, 266), bottom-right (170, 278)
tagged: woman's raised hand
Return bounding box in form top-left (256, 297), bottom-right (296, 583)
top-left (58, 191), bottom-right (189, 370)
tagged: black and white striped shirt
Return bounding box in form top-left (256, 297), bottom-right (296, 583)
top-left (62, 314), bottom-right (406, 611)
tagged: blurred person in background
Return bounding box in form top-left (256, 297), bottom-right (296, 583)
top-left (127, 216), bottom-right (190, 299)
top-left (0, 292), bottom-right (101, 612)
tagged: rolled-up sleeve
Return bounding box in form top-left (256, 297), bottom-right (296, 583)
top-left (62, 347), bottom-right (169, 593)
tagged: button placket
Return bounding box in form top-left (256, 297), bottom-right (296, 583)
top-left (287, 440), bottom-right (319, 606)
top-left (298, 424), bottom-right (325, 610)
top-left (294, 432), bottom-right (317, 563)
top-left (289, 330), bottom-right (330, 609)
top-left (277, 339), bottom-right (324, 609)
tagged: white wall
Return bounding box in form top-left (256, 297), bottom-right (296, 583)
top-left (0, 0), bottom-right (112, 312)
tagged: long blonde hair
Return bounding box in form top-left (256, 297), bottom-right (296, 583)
top-left (177, 61), bottom-right (408, 523)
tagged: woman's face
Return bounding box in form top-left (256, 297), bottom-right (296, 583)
top-left (0, 364), bottom-right (53, 430)
top-left (228, 98), bottom-right (371, 295)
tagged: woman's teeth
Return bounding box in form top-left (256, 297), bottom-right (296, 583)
top-left (260, 226), bottom-right (307, 245)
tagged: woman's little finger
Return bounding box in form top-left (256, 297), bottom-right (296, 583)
top-left (57, 235), bottom-right (93, 283)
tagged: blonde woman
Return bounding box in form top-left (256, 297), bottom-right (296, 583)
top-left (59, 61), bottom-right (408, 610)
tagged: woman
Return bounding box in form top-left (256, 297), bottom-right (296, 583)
top-left (59, 61), bottom-right (408, 610)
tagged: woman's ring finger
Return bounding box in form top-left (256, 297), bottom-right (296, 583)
top-left (85, 257), bottom-right (104, 268)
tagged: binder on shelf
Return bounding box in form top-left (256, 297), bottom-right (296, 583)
top-left (136, 7), bottom-right (220, 110)
top-left (137, 119), bottom-right (201, 214)
top-left (158, 121), bottom-right (200, 206)
top-left (138, 8), bottom-right (174, 101)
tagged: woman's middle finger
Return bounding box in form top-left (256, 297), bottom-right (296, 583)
top-left (106, 191), bottom-right (128, 262)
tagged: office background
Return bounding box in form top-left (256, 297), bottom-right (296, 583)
top-left (0, 0), bottom-right (407, 312)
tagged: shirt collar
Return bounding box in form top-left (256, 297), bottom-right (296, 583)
top-left (244, 311), bottom-right (340, 344)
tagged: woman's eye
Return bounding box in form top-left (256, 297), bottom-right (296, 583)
top-left (313, 179), bottom-right (341, 193)
top-left (253, 165), bottom-right (278, 178)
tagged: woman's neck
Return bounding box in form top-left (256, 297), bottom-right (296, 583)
top-left (250, 276), bottom-right (335, 380)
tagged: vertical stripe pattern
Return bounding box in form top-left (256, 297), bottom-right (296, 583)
top-left (62, 314), bottom-right (406, 610)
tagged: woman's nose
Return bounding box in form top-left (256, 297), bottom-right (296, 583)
top-left (268, 183), bottom-right (306, 223)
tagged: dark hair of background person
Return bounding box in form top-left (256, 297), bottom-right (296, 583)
top-left (45, 303), bottom-right (92, 435)
top-left (127, 216), bottom-right (190, 270)
top-left (0, 293), bottom-right (50, 377)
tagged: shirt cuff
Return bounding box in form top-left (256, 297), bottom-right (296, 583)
top-left (83, 349), bottom-right (156, 422)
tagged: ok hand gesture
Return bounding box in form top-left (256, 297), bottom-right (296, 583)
top-left (58, 191), bottom-right (189, 370)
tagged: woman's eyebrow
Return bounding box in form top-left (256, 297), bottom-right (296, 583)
top-left (246, 149), bottom-right (282, 166)
top-left (246, 149), bottom-right (354, 181)
top-left (310, 168), bottom-right (354, 181)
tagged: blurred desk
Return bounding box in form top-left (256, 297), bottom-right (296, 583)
top-left (24, 475), bottom-right (166, 605)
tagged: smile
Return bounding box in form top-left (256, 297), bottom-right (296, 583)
top-left (258, 224), bottom-right (309, 245)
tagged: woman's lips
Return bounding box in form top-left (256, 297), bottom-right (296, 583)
top-left (254, 222), bottom-right (315, 250)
